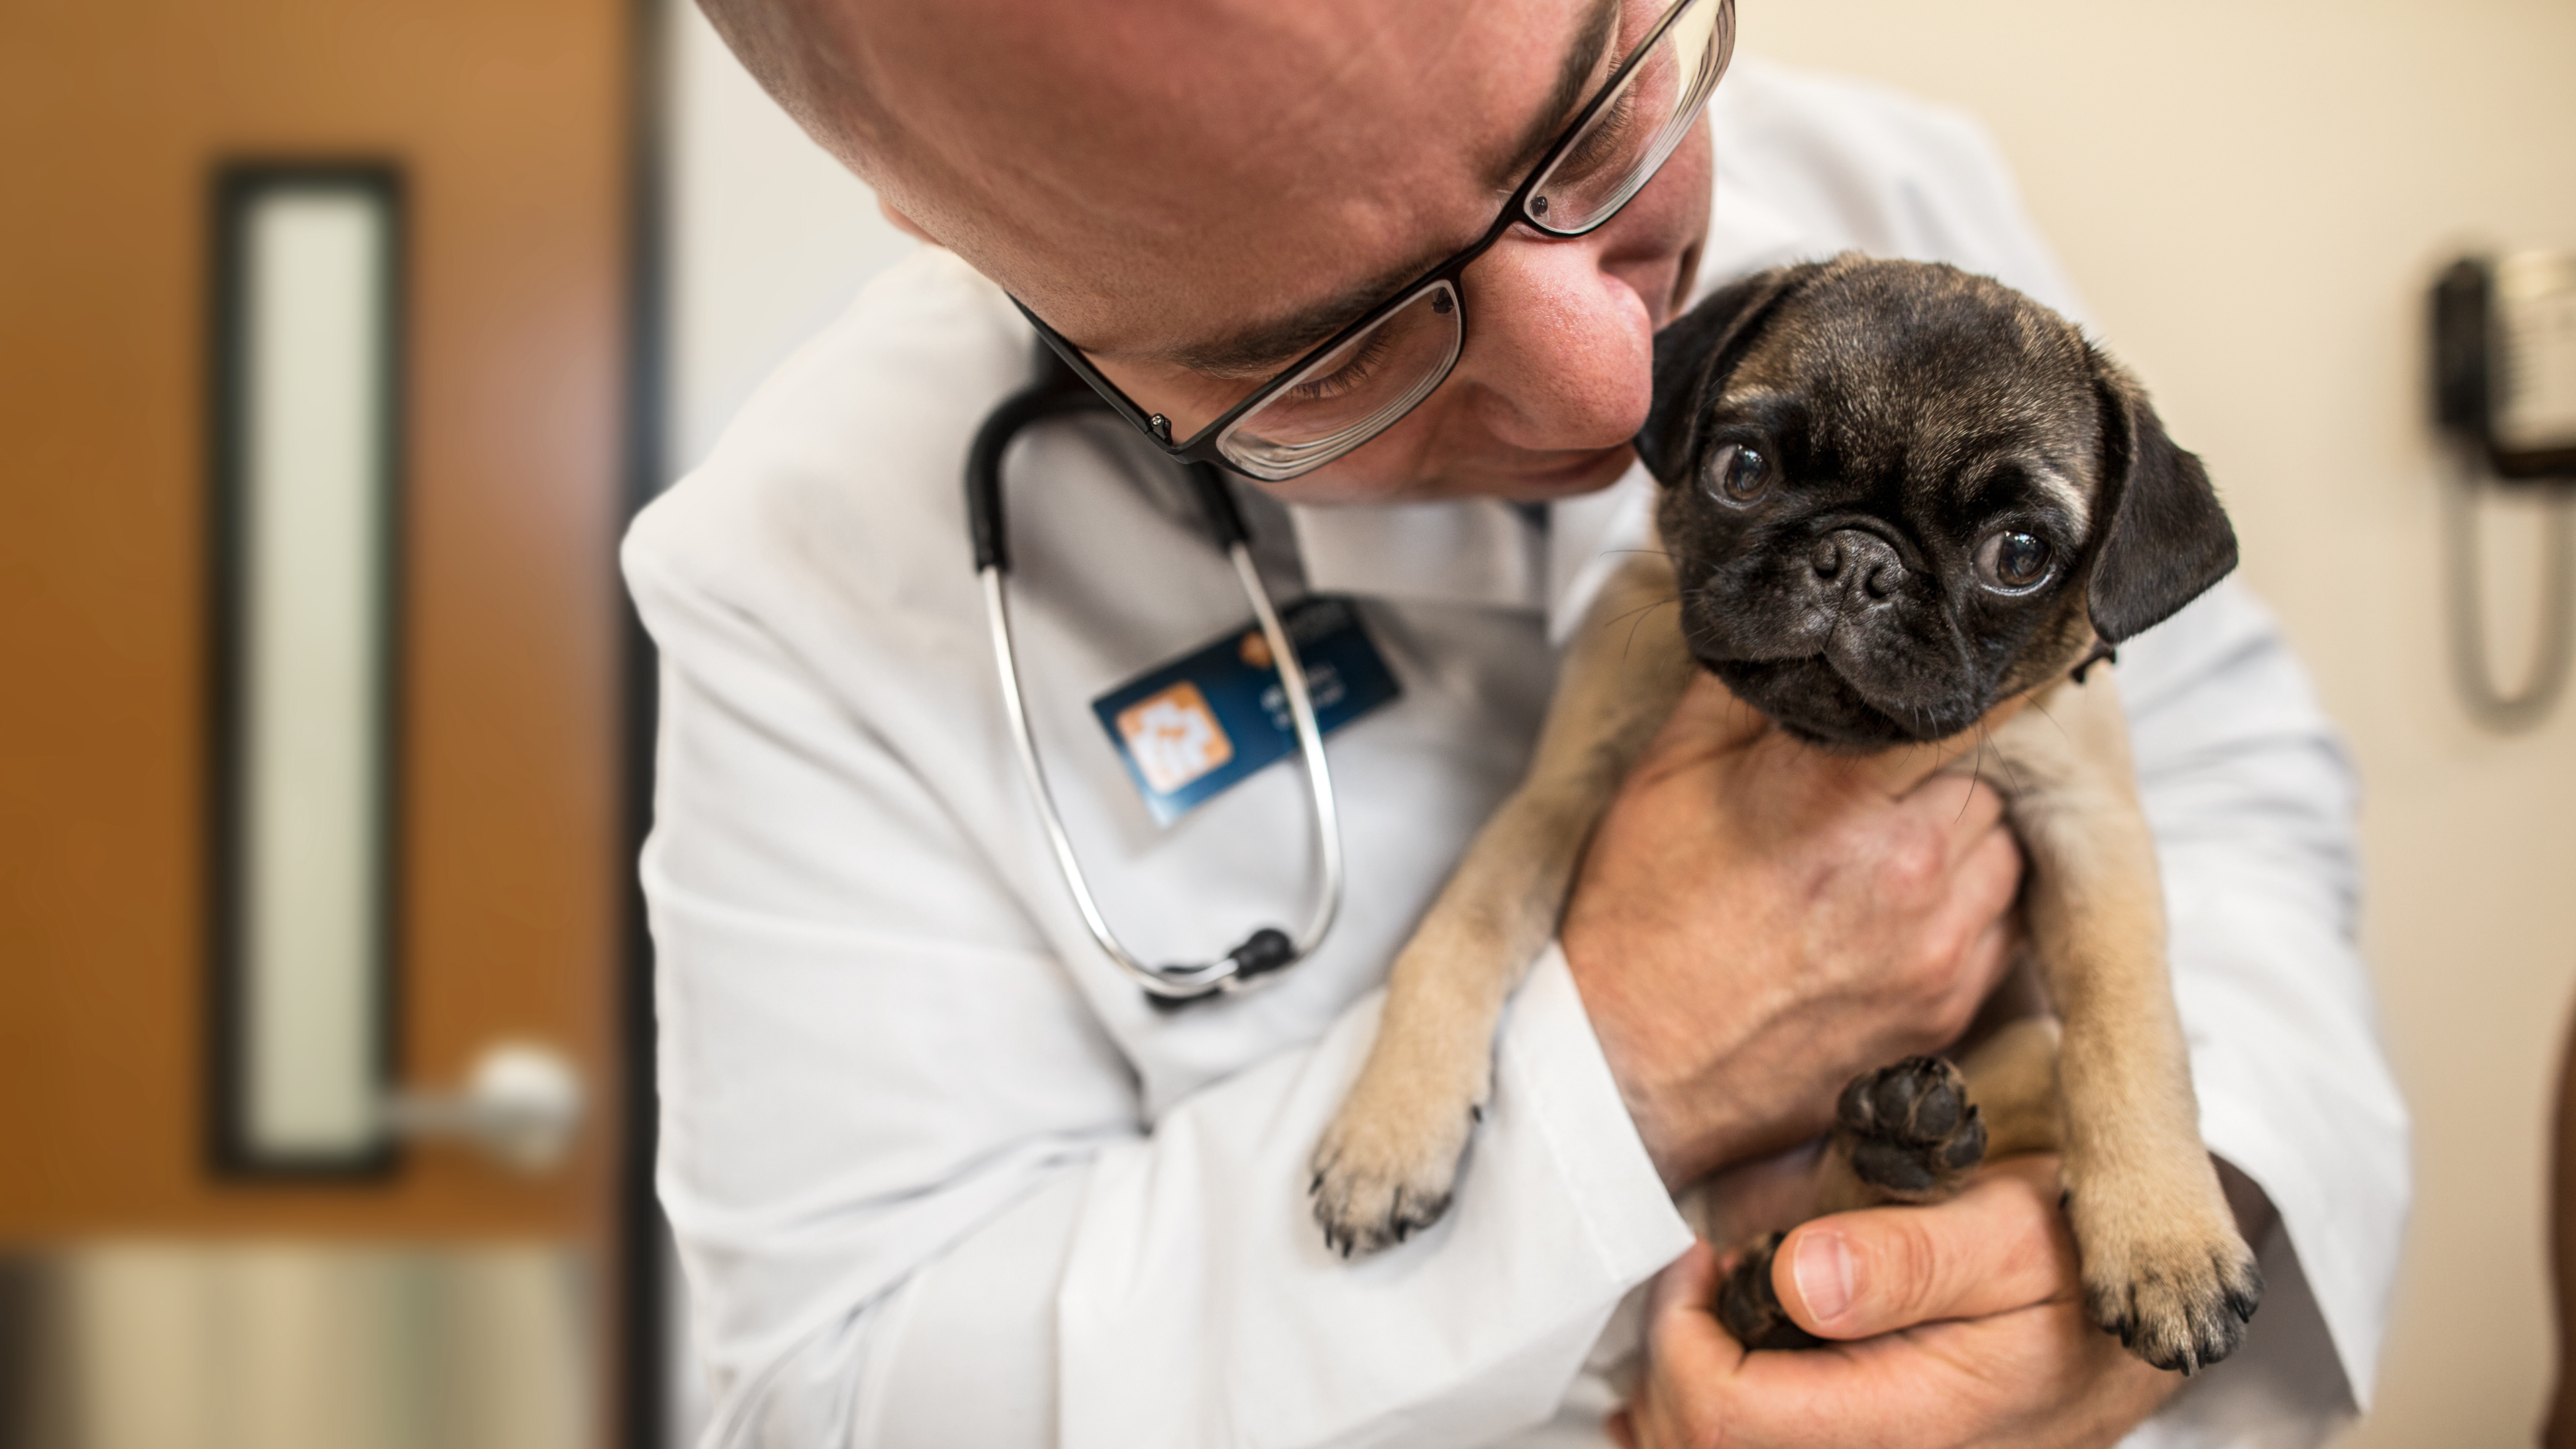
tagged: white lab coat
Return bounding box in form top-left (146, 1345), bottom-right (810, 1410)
top-left (627, 55), bottom-right (2408, 1449)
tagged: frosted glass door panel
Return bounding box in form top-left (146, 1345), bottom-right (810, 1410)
top-left (215, 170), bottom-right (400, 1172)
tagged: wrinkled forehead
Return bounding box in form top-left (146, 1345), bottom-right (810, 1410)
top-left (831, 0), bottom-right (1630, 361)
top-left (1731, 286), bottom-right (2104, 490)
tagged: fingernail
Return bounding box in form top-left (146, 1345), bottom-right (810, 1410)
top-left (1792, 1230), bottom-right (1854, 1324)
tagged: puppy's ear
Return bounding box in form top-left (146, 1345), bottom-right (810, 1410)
top-left (1637, 262), bottom-right (1822, 485)
top-left (2082, 350), bottom-right (2239, 645)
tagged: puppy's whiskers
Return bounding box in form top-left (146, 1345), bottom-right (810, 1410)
top-left (2025, 693), bottom-right (2075, 745)
top-left (1604, 547), bottom-right (1727, 576)
top-left (1615, 594), bottom-right (1685, 663)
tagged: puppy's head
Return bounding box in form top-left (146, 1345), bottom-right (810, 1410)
top-left (1635, 256), bottom-right (2237, 750)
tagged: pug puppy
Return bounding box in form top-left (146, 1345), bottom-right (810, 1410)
top-left (1307, 255), bottom-right (2262, 1373)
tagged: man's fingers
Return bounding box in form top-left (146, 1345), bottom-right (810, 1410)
top-left (1648, 1238), bottom-right (1725, 1329)
top-left (1775, 1157), bottom-right (2076, 1340)
top-left (1954, 912), bottom-right (2017, 1010)
top-left (1643, 1240), bottom-right (1743, 1380)
top-left (1616, 1242), bottom-right (1743, 1449)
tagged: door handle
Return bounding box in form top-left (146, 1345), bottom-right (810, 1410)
top-left (385, 1041), bottom-right (584, 1173)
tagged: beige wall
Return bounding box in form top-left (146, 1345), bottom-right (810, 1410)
top-left (1747, 1), bottom-right (2576, 1442)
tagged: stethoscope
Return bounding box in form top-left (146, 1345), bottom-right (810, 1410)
top-left (967, 346), bottom-right (1342, 1007)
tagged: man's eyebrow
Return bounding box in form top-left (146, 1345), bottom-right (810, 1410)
top-left (1155, 0), bottom-right (1627, 380)
top-left (1161, 255), bottom-right (1446, 378)
top-left (1484, 0), bottom-right (1624, 194)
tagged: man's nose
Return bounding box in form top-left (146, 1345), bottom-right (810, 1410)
top-left (1452, 229), bottom-right (1656, 451)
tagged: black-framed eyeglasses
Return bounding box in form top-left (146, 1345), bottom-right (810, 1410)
top-left (1012, 0), bottom-right (1735, 483)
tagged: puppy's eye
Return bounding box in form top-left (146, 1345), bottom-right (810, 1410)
top-left (1702, 442), bottom-right (1771, 504)
top-left (1973, 531), bottom-right (2053, 593)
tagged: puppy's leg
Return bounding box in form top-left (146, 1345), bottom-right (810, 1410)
top-left (1989, 674), bottom-right (2261, 1372)
top-left (1311, 552), bottom-right (1695, 1255)
top-left (1955, 1014), bottom-right (2064, 1162)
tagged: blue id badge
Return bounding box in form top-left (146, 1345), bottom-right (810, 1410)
top-left (1092, 595), bottom-right (1401, 826)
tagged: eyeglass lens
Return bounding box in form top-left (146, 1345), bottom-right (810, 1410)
top-left (1527, 0), bottom-right (1731, 233)
top-left (1219, 281), bottom-right (1464, 481)
top-left (1212, 0), bottom-right (1731, 481)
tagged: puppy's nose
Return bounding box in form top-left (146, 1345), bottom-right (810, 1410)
top-left (1815, 530), bottom-right (1904, 603)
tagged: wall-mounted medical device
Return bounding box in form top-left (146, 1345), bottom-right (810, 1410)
top-left (2430, 252), bottom-right (2576, 734)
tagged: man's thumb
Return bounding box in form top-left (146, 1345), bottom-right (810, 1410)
top-left (1772, 1159), bottom-right (2076, 1339)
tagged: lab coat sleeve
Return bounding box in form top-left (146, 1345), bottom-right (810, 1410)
top-left (2114, 579), bottom-right (2412, 1441)
top-left (625, 527), bottom-right (1693, 1449)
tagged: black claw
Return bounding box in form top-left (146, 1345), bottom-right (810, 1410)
top-left (1469, 1104), bottom-right (1483, 1123)
top-left (2223, 1256), bottom-right (2265, 1322)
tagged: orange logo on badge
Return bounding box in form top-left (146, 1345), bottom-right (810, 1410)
top-left (1116, 681), bottom-right (1234, 794)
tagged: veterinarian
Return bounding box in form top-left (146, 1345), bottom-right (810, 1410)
top-left (627, 0), bottom-right (2407, 1444)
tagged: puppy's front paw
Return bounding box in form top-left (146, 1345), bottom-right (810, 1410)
top-left (1716, 1232), bottom-right (1825, 1351)
top-left (1836, 1055), bottom-right (1987, 1203)
top-left (2066, 1182), bottom-right (2263, 1373)
top-left (1309, 1053), bottom-right (1487, 1257)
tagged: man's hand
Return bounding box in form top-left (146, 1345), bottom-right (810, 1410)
top-left (1562, 672), bottom-right (2025, 1187)
top-left (1608, 1159), bottom-right (2183, 1449)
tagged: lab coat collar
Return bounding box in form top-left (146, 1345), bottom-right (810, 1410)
top-left (1286, 497), bottom-right (1547, 615)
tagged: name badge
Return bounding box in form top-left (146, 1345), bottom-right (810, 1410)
top-left (1091, 595), bottom-right (1401, 825)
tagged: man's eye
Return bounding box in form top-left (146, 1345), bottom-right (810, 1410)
top-left (1276, 328), bottom-right (1397, 408)
top-left (1972, 530), bottom-right (2054, 594)
top-left (1701, 441), bottom-right (1770, 504)
top-left (1547, 88), bottom-right (1641, 191)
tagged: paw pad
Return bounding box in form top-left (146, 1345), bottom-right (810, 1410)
top-left (1837, 1056), bottom-right (1986, 1199)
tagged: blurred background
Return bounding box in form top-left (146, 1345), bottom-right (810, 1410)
top-left (1, 1), bottom-right (2569, 1446)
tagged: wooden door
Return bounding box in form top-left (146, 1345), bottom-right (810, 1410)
top-left (0, 0), bottom-right (639, 1432)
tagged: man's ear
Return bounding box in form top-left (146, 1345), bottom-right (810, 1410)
top-left (2082, 349), bottom-right (2239, 645)
top-left (1636, 261), bottom-right (1823, 485)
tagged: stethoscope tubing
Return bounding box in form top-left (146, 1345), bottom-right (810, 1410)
top-left (970, 361), bottom-right (1344, 1004)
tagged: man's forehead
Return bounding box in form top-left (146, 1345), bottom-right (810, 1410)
top-left (843, 0), bottom-right (1630, 368)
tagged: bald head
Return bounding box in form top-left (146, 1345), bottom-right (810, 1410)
top-left (703, 0), bottom-right (1619, 352)
top-left (699, 0), bottom-right (1713, 505)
